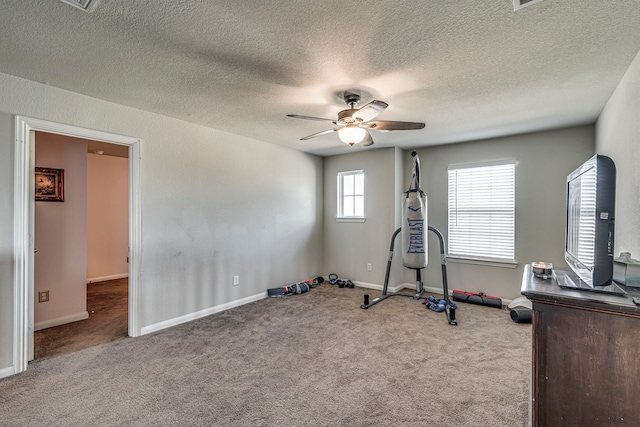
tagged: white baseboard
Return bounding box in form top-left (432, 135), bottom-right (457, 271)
top-left (86, 273), bottom-right (128, 284)
top-left (371, 282), bottom-right (440, 294)
top-left (0, 365), bottom-right (17, 379)
top-left (355, 281), bottom-right (460, 295)
top-left (352, 280), bottom-right (407, 293)
top-left (140, 291), bottom-right (267, 335)
top-left (34, 311), bottom-right (89, 331)
top-left (418, 283), bottom-right (452, 296)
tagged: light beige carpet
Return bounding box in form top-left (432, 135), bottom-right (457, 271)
top-left (1, 284), bottom-right (531, 426)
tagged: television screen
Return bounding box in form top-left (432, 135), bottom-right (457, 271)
top-left (564, 155), bottom-right (616, 287)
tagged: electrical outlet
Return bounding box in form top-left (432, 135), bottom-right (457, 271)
top-left (367, 263), bottom-right (372, 272)
top-left (233, 275), bottom-right (239, 286)
top-left (39, 290), bottom-right (49, 303)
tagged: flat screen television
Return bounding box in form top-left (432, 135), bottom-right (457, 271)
top-left (563, 154), bottom-right (618, 291)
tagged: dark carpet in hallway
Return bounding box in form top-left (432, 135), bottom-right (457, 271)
top-left (34, 278), bottom-right (128, 360)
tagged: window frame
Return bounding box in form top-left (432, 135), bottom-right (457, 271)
top-left (447, 160), bottom-right (516, 266)
top-left (336, 169), bottom-right (365, 222)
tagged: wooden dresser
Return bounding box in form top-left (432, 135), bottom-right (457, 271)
top-left (521, 265), bottom-right (640, 427)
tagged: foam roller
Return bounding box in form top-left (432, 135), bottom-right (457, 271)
top-left (510, 308), bottom-right (532, 323)
top-left (452, 290), bottom-right (502, 309)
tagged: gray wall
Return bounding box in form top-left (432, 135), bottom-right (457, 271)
top-left (406, 126), bottom-right (595, 299)
top-left (4, 44), bottom-right (639, 373)
top-left (323, 148), bottom-right (400, 287)
top-left (322, 127), bottom-right (596, 300)
top-left (0, 72), bottom-right (323, 373)
top-left (0, 112), bottom-right (14, 369)
top-left (597, 49), bottom-right (640, 259)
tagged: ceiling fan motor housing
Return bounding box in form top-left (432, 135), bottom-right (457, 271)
top-left (337, 109), bottom-right (359, 125)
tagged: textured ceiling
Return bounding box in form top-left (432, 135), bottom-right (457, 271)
top-left (2, 1), bottom-right (640, 156)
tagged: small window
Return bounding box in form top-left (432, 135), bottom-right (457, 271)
top-left (337, 170), bottom-right (364, 219)
top-left (447, 161), bottom-right (515, 262)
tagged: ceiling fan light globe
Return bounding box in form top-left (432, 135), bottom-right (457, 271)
top-left (338, 126), bottom-right (366, 145)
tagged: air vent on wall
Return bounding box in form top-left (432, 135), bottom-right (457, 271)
top-left (513, 0), bottom-right (544, 11)
top-left (59, 0), bottom-right (98, 12)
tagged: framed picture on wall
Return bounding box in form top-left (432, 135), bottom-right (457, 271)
top-left (35, 167), bottom-right (64, 202)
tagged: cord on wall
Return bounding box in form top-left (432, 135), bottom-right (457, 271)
top-left (513, 0), bottom-right (544, 11)
top-left (59, 0), bottom-right (99, 13)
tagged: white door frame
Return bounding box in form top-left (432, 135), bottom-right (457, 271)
top-left (13, 116), bottom-right (142, 374)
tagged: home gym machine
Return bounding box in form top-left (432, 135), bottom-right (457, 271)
top-left (360, 151), bottom-right (457, 326)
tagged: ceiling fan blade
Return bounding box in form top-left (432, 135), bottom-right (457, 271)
top-left (300, 128), bottom-right (339, 140)
top-left (287, 114), bottom-right (336, 123)
top-left (361, 130), bottom-right (374, 147)
top-left (352, 100), bottom-right (388, 123)
top-left (362, 120), bottom-right (425, 131)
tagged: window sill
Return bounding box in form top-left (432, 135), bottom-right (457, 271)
top-left (336, 217), bottom-right (366, 223)
top-left (446, 256), bottom-right (518, 269)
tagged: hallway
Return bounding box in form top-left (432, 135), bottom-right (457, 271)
top-left (33, 278), bottom-right (128, 360)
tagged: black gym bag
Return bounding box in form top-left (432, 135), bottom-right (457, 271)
top-left (268, 282), bottom-right (310, 297)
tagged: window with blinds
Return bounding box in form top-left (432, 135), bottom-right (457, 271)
top-left (447, 161), bottom-right (516, 262)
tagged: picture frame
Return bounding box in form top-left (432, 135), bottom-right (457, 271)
top-left (35, 167), bottom-right (64, 202)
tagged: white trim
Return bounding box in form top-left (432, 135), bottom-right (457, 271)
top-left (0, 365), bottom-right (17, 380)
top-left (335, 217), bottom-right (366, 223)
top-left (128, 140), bottom-right (142, 338)
top-left (447, 159), bottom-right (517, 170)
top-left (12, 117), bottom-right (30, 374)
top-left (337, 169), bottom-right (365, 218)
top-left (13, 116), bottom-right (142, 375)
top-left (420, 284), bottom-right (451, 296)
top-left (86, 273), bottom-right (129, 284)
top-left (34, 311), bottom-right (89, 331)
top-left (140, 292), bottom-right (267, 335)
top-left (400, 282), bottom-right (450, 296)
top-left (353, 280), bottom-right (406, 293)
top-left (447, 257), bottom-right (518, 269)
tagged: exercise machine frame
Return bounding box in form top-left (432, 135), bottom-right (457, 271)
top-left (361, 225), bottom-right (458, 326)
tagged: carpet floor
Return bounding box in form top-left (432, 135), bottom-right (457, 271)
top-left (1, 283), bottom-right (531, 426)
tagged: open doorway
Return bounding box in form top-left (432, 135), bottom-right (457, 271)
top-left (13, 116), bottom-right (141, 373)
top-left (32, 132), bottom-right (130, 359)
top-left (34, 278), bottom-right (129, 359)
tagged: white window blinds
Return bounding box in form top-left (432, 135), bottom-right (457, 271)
top-left (447, 161), bottom-right (515, 262)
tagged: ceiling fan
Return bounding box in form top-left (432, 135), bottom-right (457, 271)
top-left (287, 93), bottom-right (425, 147)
